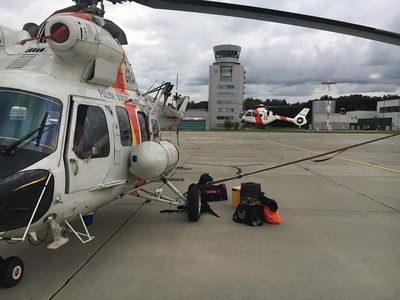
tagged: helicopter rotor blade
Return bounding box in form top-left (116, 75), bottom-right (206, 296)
top-left (131, 0), bottom-right (400, 46)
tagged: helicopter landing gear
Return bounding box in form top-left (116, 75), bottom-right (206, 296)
top-left (0, 256), bottom-right (24, 288)
top-left (136, 177), bottom-right (201, 222)
top-left (187, 186), bottom-right (201, 222)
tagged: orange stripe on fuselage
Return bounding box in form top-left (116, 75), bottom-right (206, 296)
top-left (252, 109), bottom-right (263, 124)
top-left (51, 12), bottom-right (93, 21)
top-left (278, 116), bottom-right (288, 122)
top-left (113, 52), bottom-right (128, 92)
top-left (123, 103), bottom-right (141, 145)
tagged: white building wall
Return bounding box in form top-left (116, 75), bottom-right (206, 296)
top-left (378, 99), bottom-right (400, 130)
top-left (347, 111), bottom-right (379, 122)
top-left (313, 113), bottom-right (350, 130)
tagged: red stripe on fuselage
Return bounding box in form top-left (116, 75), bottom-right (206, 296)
top-left (51, 12), bottom-right (93, 21)
top-left (113, 53), bottom-right (128, 92)
top-left (278, 116), bottom-right (288, 122)
top-left (252, 109), bottom-right (263, 124)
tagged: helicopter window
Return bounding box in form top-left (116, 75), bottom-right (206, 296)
top-left (137, 112), bottom-right (150, 142)
top-left (244, 111), bottom-right (252, 117)
top-left (73, 105), bottom-right (110, 159)
top-left (151, 118), bottom-right (160, 141)
top-left (0, 89), bottom-right (62, 155)
top-left (116, 107), bottom-right (132, 146)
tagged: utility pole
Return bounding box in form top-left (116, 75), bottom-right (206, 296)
top-left (322, 81), bottom-right (337, 131)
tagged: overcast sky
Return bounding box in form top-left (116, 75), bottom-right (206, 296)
top-left (1, 0), bottom-right (399, 103)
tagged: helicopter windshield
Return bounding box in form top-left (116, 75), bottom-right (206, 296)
top-left (0, 89), bottom-right (62, 156)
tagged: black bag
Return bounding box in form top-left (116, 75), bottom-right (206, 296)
top-left (198, 173), bottom-right (214, 185)
top-left (232, 197), bottom-right (263, 226)
top-left (259, 195), bottom-right (278, 212)
top-left (240, 182), bottom-right (261, 199)
top-left (196, 173), bottom-right (227, 202)
top-left (198, 183), bottom-right (228, 202)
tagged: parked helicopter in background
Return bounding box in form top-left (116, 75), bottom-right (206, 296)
top-left (1, 0), bottom-right (400, 289)
top-left (239, 106), bottom-right (310, 127)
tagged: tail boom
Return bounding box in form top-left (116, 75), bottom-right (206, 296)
top-left (292, 108), bottom-right (310, 127)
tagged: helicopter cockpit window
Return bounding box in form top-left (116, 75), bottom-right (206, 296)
top-left (116, 106), bottom-right (132, 146)
top-left (244, 111), bottom-right (252, 117)
top-left (0, 89), bottom-right (62, 155)
top-left (137, 111), bottom-right (150, 142)
top-left (73, 105), bottom-right (110, 159)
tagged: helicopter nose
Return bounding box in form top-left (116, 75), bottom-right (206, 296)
top-left (0, 169), bottom-right (54, 232)
top-left (238, 111), bottom-right (246, 119)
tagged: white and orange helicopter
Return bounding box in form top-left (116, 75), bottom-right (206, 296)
top-left (1, 0), bottom-right (399, 288)
top-left (239, 106), bottom-right (310, 127)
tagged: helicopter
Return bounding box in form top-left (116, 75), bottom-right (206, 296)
top-left (0, 0), bottom-right (194, 288)
top-left (239, 106), bottom-right (310, 128)
top-left (1, 0), bottom-right (399, 289)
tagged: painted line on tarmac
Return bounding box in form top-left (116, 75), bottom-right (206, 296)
top-left (261, 137), bottom-right (400, 174)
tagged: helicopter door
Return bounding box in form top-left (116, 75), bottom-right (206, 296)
top-left (65, 98), bottom-right (112, 193)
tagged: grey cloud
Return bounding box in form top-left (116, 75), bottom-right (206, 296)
top-left (1, 0), bottom-right (399, 102)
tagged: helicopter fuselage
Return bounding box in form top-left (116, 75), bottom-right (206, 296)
top-left (0, 13), bottom-right (179, 241)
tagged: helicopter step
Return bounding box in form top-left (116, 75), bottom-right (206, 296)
top-left (44, 216), bottom-right (70, 250)
top-left (45, 214), bottom-right (95, 250)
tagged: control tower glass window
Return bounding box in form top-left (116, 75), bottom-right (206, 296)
top-left (215, 50), bottom-right (239, 59)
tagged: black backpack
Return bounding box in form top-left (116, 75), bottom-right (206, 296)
top-left (232, 197), bottom-right (263, 226)
top-left (187, 173), bottom-right (222, 217)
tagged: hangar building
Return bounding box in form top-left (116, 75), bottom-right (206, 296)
top-left (312, 99), bottom-right (400, 131)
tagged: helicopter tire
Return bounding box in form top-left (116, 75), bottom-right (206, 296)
top-left (0, 256), bottom-right (24, 288)
top-left (187, 186), bottom-right (201, 222)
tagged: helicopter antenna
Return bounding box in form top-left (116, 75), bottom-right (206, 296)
top-left (173, 74), bottom-right (179, 109)
top-left (176, 74), bottom-right (179, 94)
top-left (174, 74), bottom-right (180, 145)
top-left (145, 80), bottom-right (158, 95)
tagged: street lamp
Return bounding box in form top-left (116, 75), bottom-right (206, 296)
top-left (322, 81), bottom-right (337, 131)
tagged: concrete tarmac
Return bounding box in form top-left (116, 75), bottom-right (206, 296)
top-left (1, 131), bottom-right (399, 299)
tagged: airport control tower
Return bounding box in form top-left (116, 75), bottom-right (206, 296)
top-left (209, 44), bottom-right (245, 129)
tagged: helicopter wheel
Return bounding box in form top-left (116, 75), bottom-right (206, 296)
top-left (187, 186), bottom-right (201, 222)
top-left (0, 256), bottom-right (24, 288)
